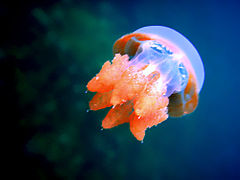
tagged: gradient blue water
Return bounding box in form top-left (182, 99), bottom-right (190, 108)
top-left (8, 0), bottom-right (240, 179)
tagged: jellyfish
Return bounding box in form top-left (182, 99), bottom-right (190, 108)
top-left (87, 26), bottom-right (204, 141)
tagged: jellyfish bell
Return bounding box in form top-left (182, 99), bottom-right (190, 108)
top-left (114, 26), bottom-right (204, 94)
top-left (87, 26), bottom-right (205, 141)
top-left (134, 26), bottom-right (204, 93)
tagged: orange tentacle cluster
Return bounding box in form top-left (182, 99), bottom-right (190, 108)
top-left (87, 54), bottom-right (169, 141)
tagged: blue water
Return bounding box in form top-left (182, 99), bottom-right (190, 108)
top-left (5, 0), bottom-right (240, 179)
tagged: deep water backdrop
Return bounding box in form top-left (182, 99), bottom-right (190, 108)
top-left (2, 0), bottom-right (240, 179)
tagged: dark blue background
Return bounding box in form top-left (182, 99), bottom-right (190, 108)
top-left (2, 0), bottom-right (240, 179)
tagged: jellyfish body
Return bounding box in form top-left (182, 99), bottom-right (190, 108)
top-left (87, 26), bottom-right (204, 141)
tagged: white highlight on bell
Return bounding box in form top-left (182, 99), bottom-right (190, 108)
top-left (171, 53), bottom-right (184, 60)
top-left (142, 63), bottom-right (157, 76)
top-left (153, 77), bottom-right (167, 95)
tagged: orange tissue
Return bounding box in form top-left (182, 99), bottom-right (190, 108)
top-left (87, 26), bottom-right (205, 141)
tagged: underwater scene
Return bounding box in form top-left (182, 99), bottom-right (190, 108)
top-left (2, 0), bottom-right (240, 179)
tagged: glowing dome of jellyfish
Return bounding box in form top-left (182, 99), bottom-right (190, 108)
top-left (133, 26), bottom-right (204, 93)
top-left (87, 26), bottom-right (205, 141)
